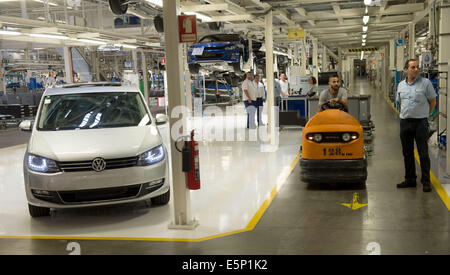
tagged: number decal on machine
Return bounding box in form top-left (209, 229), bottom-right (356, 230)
top-left (323, 147), bottom-right (353, 156)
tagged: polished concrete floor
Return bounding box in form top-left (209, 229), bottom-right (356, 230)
top-left (0, 78), bottom-right (449, 255)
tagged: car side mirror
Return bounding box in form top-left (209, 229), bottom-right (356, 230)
top-left (19, 120), bottom-right (33, 131)
top-left (155, 114), bottom-right (168, 125)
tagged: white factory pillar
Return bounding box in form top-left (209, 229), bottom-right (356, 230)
top-left (322, 44), bottom-right (328, 72)
top-left (140, 50), bottom-right (149, 102)
top-left (301, 39), bottom-right (307, 76)
top-left (312, 38), bottom-right (318, 81)
top-left (409, 23), bottom-right (415, 59)
top-left (265, 10), bottom-right (276, 148)
top-left (439, 6), bottom-right (450, 173)
top-left (63, 47), bottom-right (74, 83)
top-left (163, 0), bottom-right (197, 229)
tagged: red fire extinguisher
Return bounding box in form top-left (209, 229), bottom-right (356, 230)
top-left (180, 130), bottom-right (200, 190)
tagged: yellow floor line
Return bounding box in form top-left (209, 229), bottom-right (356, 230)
top-left (0, 152), bottom-right (303, 242)
top-left (384, 96), bottom-right (450, 211)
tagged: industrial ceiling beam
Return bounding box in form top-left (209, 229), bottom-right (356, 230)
top-left (180, 3), bottom-right (229, 12)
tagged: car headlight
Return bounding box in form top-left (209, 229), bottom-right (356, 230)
top-left (26, 153), bottom-right (60, 173)
top-left (137, 145), bottom-right (165, 166)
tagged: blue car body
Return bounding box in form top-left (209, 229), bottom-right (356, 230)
top-left (187, 34), bottom-right (249, 67)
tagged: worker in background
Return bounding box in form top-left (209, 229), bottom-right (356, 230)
top-left (254, 74), bottom-right (266, 126)
top-left (274, 73), bottom-right (282, 108)
top-left (241, 71), bottom-right (257, 129)
top-left (279, 73), bottom-right (290, 98)
top-left (307, 76), bottom-right (318, 97)
top-left (396, 59), bottom-right (436, 192)
top-left (318, 74), bottom-right (348, 112)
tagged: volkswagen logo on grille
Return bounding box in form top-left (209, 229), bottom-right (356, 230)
top-left (92, 158), bottom-right (106, 172)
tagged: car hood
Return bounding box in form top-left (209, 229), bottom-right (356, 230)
top-left (28, 125), bottom-right (163, 161)
top-left (192, 41), bottom-right (235, 48)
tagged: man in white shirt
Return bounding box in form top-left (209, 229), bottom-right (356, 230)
top-left (242, 71), bottom-right (257, 128)
top-left (254, 74), bottom-right (266, 126)
top-left (279, 73), bottom-right (290, 98)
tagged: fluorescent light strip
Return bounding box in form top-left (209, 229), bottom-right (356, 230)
top-left (362, 34), bottom-right (367, 39)
top-left (273, 50), bottom-right (288, 57)
top-left (34, 0), bottom-right (58, 6)
top-left (184, 12), bottom-right (211, 22)
top-left (363, 26), bottom-right (368, 32)
top-left (77, 39), bottom-right (108, 45)
top-left (361, 51), bottom-right (364, 60)
top-left (363, 15), bottom-right (369, 24)
top-left (29, 33), bottom-right (68, 39)
top-left (145, 0), bottom-right (162, 7)
top-left (0, 29), bottom-right (21, 36)
top-left (114, 44), bottom-right (138, 49)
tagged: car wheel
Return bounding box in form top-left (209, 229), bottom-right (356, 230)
top-left (109, 0), bottom-right (128, 15)
top-left (154, 15), bottom-right (164, 33)
top-left (28, 203), bottom-right (50, 217)
top-left (208, 22), bottom-right (222, 31)
top-left (151, 189), bottom-right (170, 205)
top-left (189, 64), bottom-right (200, 74)
top-left (233, 54), bottom-right (243, 73)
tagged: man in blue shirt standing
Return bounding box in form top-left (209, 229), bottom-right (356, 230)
top-left (396, 59), bottom-right (437, 192)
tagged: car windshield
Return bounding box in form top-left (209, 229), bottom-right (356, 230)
top-left (199, 34), bottom-right (240, 43)
top-left (37, 92), bottom-right (150, 131)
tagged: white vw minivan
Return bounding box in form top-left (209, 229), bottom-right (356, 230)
top-left (20, 83), bottom-right (170, 217)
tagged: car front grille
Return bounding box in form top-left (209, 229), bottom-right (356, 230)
top-left (58, 184), bottom-right (141, 204)
top-left (58, 156), bottom-right (139, 172)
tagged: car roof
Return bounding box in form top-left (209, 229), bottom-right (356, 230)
top-left (43, 82), bottom-right (139, 96)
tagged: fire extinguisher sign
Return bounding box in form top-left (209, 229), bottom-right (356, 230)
top-left (178, 15), bottom-right (197, 43)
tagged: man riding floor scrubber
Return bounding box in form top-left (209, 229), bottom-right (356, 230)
top-left (300, 101), bottom-right (367, 184)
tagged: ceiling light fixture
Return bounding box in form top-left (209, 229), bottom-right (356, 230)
top-left (77, 38), bottom-right (108, 45)
top-left (0, 29), bottom-right (21, 36)
top-left (145, 0), bottom-right (162, 7)
top-left (363, 26), bottom-right (368, 32)
top-left (362, 34), bottom-right (367, 39)
top-left (29, 33), bottom-right (68, 39)
top-left (34, 0), bottom-right (58, 6)
top-left (361, 51), bottom-right (364, 60)
top-left (364, 0), bottom-right (372, 6)
top-left (363, 15), bottom-right (369, 24)
top-left (114, 43), bottom-right (138, 49)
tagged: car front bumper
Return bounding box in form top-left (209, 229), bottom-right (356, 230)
top-left (299, 158), bottom-right (367, 183)
top-left (23, 159), bottom-right (169, 209)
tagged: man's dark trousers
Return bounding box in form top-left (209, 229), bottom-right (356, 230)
top-left (244, 100), bottom-right (256, 128)
top-left (256, 97), bottom-right (264, 125)
top-left (400, 118), bottom-right (430, 184)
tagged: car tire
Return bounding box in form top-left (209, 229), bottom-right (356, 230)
top-left (151, 189), bottom-right (170, 205)
top-left (189, 64), bottom-right (200, 74)
top-left (109, 0), bottom-right (128, 15)
top-left (233, 54), bottom-right (243, 73)
top-left (28, 203), bottom-right (50, 217)
top-left (154, 15), bottom-right (164, 33)
top-left (208, 22), bottom-right (222, 31)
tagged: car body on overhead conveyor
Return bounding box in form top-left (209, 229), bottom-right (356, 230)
top-left (187, 33), bottom-right (251, 74)
top-left (299, 102), bottom-right (367, 185)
